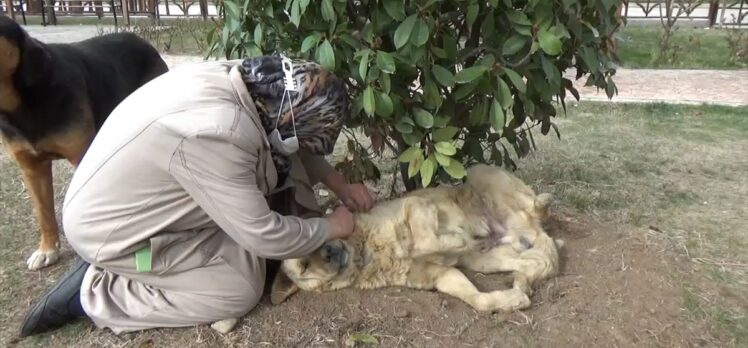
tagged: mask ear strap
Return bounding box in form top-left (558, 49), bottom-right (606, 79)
top-left (274, 90), bottom-right (297, 138)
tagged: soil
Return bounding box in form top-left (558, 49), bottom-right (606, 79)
top-left (2, 182), bottom-right (727, 347)
top-left (206, 214), bottom-right (723, 348)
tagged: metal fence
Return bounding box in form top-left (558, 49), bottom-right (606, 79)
top-left (1, 0), bottom-right (746, 28)
top-left (621, 0), bottom-right (747, 27)
top-left (0, 0), bottom-right (216, 25)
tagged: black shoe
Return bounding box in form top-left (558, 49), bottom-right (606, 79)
top-left (19, 258), bottom-right (90, 337)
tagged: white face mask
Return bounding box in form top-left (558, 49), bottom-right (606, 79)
top-left (269, 89), bottom-right (299, 156)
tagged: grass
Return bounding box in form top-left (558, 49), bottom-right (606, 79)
top-left (2, 102), bottom-right (747, 346)
top-left (616, 26), bottom-right (748, 69)
top-left (513, 102), bottom-right (748, 345)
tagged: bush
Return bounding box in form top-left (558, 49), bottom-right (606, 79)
top-left (208, 0), bottom-right (621, 190)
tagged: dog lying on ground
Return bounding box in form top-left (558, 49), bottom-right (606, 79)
top-left (0, 16), bottom-right (169, 270)
top-left (270, 164), bottom-right (564, 313)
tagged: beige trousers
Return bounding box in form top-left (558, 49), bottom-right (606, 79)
top-left (79, 155), bottom-right (322, 334)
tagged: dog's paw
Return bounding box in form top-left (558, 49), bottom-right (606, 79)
top-left (491, 288), bottom-right (531, 312)
top-left (211, 318), bottom-right (239, 334)
top-left (26, 249), bottom-right (60, 271)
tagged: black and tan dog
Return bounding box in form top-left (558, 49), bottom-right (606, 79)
top-left (0, 16), bottom-right (168, 270)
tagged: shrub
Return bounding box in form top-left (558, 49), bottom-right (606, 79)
top-left (208, 0), bottom-right (621, 190)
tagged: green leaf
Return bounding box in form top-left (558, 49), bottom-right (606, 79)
top-left (444, 159), bottom-right (467, 179)
top-left (469, 98), bottom-right (488, 126)
top-left (503, 68), bottom-right (526, 94)
top-left (431, 46), bottom-right (447, 59)
top-left (502, 35), bottom-right (526, 56)
top-left (435, 141), bottom-right (456, 156)
top-left (394, 15), bottom-right (418, 49)
top-left (321, 0), bottom-right (336, 22)
top-left (253, 23), bottom-right (263, 47)
top-left (497, 78), bottom-right (512, 109)
top-left (434, 152), bottom-right (451, 167)
top-left (398, 146), bottom-right (423, 162)
top-left (433, 114), bottom-right (450, 128)
top-left (363, 86), bottom-right (376, 116)
top-left (479, 55), bottom-right (496, 69)
top-left (381, 73), bottom-right (391, 94)
top-left (375, 92), bottom-right (393, 117)
top-left (395, 122), bottom-right (414, 134)
top-left (423, 83), bottom-right (440, 111)
top-left (443, 33), bottom-right (457, 60)
top-left (605, 76), bottom-right (617, 99)
top-left (408, 155), bottom-right (423, 178)
top-left (538, 28), bottom-right (563, 55)
top-left (401, 115), bottom-right (415, 126)
top-left (420, 155), bottom-right (436, 187)
top-left (402, 129), bottom-right (423, 145)
top-left (290, 0), bottom-right (301, 27)
top-left (411, 19), bottom-right (430, 46)
top-left (432, 65), bottom-right (454, 88)
top-left (345, 333), bottom-right (379, 346)
top-left (432, 126), bottom-right (459, 142)
top-left (358, 50), bottom-right (370, 81)
top-left (413, 108), bottom-right (434, 129)
top-left (376, 51), bottom-right (396, 74)
top-left (224, 0), bottom-right (240, 16)
top-left (454, 66), bottom-right (488, 84)
top-left (506, 10), bottom-right (531, 26)
top-left (453, 81), bottom-right (478, 100)
top-left (301, 33), bottom-right (322, 53)
top-left (489, 98), bottom-right (505, 131)
top-left (318, 40), bottom-right (335, 70)
top-left (383, 0), bottom-right (406, 21)
top-left (466, 2), bottom-right (479, 27)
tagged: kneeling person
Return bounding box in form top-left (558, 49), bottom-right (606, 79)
top-left (19, 56), bottom-right (374, 336)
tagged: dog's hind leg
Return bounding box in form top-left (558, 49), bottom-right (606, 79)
top-left (458, 234), bottom-right (561, 296)
top-left (413, 263), bottom-right (531, 312)
top-left (10, 149), bottom-right (60, 271)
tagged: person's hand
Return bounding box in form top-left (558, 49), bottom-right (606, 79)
top-left (337, 183), bottom-right (375, 212)
top-left (325, 206), bottom-right (355, 240)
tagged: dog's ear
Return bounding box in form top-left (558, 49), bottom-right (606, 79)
top-left (18, 33), bottom-right (51, 88)
top-left (270, 269), bottom-right (299, 305)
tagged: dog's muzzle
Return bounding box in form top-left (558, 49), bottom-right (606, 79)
top-left (321, 242), bottom-right (348, 269)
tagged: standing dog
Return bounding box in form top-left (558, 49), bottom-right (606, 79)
top-left (271, 164), bottom-right (564, 313)
top-left (0, 16), bottom-right (169, 270)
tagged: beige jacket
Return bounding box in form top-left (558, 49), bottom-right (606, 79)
top-left (62, 60), bottom-right (333, 273)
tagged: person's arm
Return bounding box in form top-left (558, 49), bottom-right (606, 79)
top-left (168, 129), bottom-right (338, 259)
top-left (299, 152), bottom-right (375, 212)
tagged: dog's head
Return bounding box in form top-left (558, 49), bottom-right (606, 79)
top-left (0, 16), bottom-right (52, 113)
top-left (271, 239), bottom-right (361, 304)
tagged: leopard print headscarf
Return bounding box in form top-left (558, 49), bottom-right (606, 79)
top-left (240, 55), bottom-right (349, 184)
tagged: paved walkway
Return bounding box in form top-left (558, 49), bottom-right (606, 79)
top-left (23, 25), bottom-right (748, 107)
top-left (566, 69), bottom-right (748, 107)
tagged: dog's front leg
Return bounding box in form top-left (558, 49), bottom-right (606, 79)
top-left (13, 151), bottom-right (60, 270)
top-left (417, 264), bottom-right (531, 312)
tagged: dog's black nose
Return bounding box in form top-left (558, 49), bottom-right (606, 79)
top-left (322, 243), bottom-right (345, 265)
top-left (323, 244), bottom-right (338, 261)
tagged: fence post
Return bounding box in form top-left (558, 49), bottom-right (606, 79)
top-left (200, 0), bottom-right (207, 20)
top-left (3, 0), bottom-right (15, 20)
top-left (708, 1), bottom-right (720, 27)
top-left (122, 0), bottom-right (130, 26)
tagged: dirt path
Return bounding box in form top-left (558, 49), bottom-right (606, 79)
top-left (566, 68), bottom-right (748, 107)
